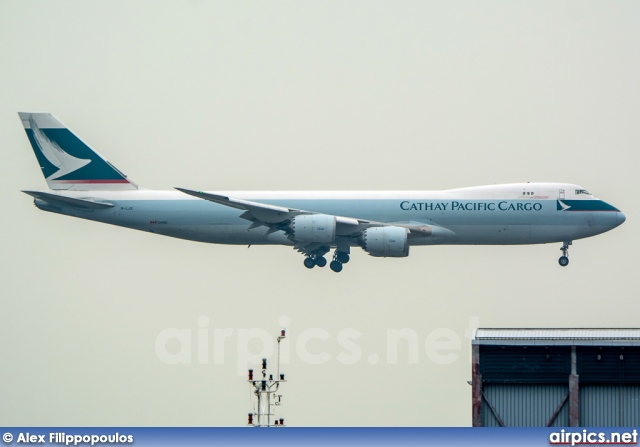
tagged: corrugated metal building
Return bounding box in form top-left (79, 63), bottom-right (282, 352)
top-left (472, 329), bottom-right (640, 427)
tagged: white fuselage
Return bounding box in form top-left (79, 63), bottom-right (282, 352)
top-left (31, 182), bottom-right (625, 248)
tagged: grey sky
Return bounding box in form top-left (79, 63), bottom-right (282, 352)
top-left (0, 1), bottom-right (638, 426)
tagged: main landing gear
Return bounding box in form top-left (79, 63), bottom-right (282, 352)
top-left (330, 251), bottom-right (349, 273)
top-left (304, 250), bottom-right (349, 273)
top-left (303, 254), bottom-right (327, 269)
top-left (559, 241), bottom-right (572, 267)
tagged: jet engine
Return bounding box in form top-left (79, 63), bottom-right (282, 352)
top-left (360, 226), bottom-right (409, 257)
top-left (289, 214), bottom-right (336, 243)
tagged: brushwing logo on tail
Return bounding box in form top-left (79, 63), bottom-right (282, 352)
top-left (30, 117), bottom-right (91, 180)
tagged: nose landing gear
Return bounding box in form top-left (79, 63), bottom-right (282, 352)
top-left (558, 241), bottom-right (572, 267)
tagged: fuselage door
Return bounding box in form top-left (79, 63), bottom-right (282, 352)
top-left (559, 189), bottom-right (565, 200)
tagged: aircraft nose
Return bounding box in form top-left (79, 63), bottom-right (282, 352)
top-left (618, 211), bottom-right (626, 226)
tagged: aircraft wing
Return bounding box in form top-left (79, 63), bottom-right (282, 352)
top-left (175, 188), bottom-right (306, 224)
top-left (175, 188), bottom-right (432, 240)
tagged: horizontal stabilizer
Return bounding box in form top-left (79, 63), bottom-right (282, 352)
top-left (22, 190), bottom-right (114, 209)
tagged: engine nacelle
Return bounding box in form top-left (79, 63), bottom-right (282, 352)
top-left (360, 226), bottom-right (409, 257)
top-left (290, 214), bottom-right (336, 243)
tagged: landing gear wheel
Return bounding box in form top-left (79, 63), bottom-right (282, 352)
top-left (330, 260), bottom-right (343, 273)
top-left (558, 241), bottom-right (571, 267)
top-left (336, 252), bottom-right (350, 264)
top-left (303, 257), bottom-right (316, 269)
top-left (315, 256), bottom-right (327, 268)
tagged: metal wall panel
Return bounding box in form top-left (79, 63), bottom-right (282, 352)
top-left (581, 385), bottom-right (640, 426)
top-left (480, 346), bottom-right (570, 383)
top-left (482, 384), bottom-right (569, 427)
top-left (578, 347), bottom-right (640, 384)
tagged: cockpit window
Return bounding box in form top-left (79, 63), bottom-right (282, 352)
top-left (575, 189), bottom-right (590, 195)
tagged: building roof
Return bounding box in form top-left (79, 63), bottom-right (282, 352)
top-left (473, 328), bottom-right (640, 346)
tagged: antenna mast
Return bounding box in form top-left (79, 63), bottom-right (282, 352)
top-left (247, 329), bottom-right (287, 427)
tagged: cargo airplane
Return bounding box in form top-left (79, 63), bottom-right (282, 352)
top-left (19, 112), bottom-right (626, 272)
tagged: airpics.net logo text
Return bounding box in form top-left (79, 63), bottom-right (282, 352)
top-left (549, 429), bottom-right (638, 446)
top-left (154, 316), bottom-right (480, 374)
